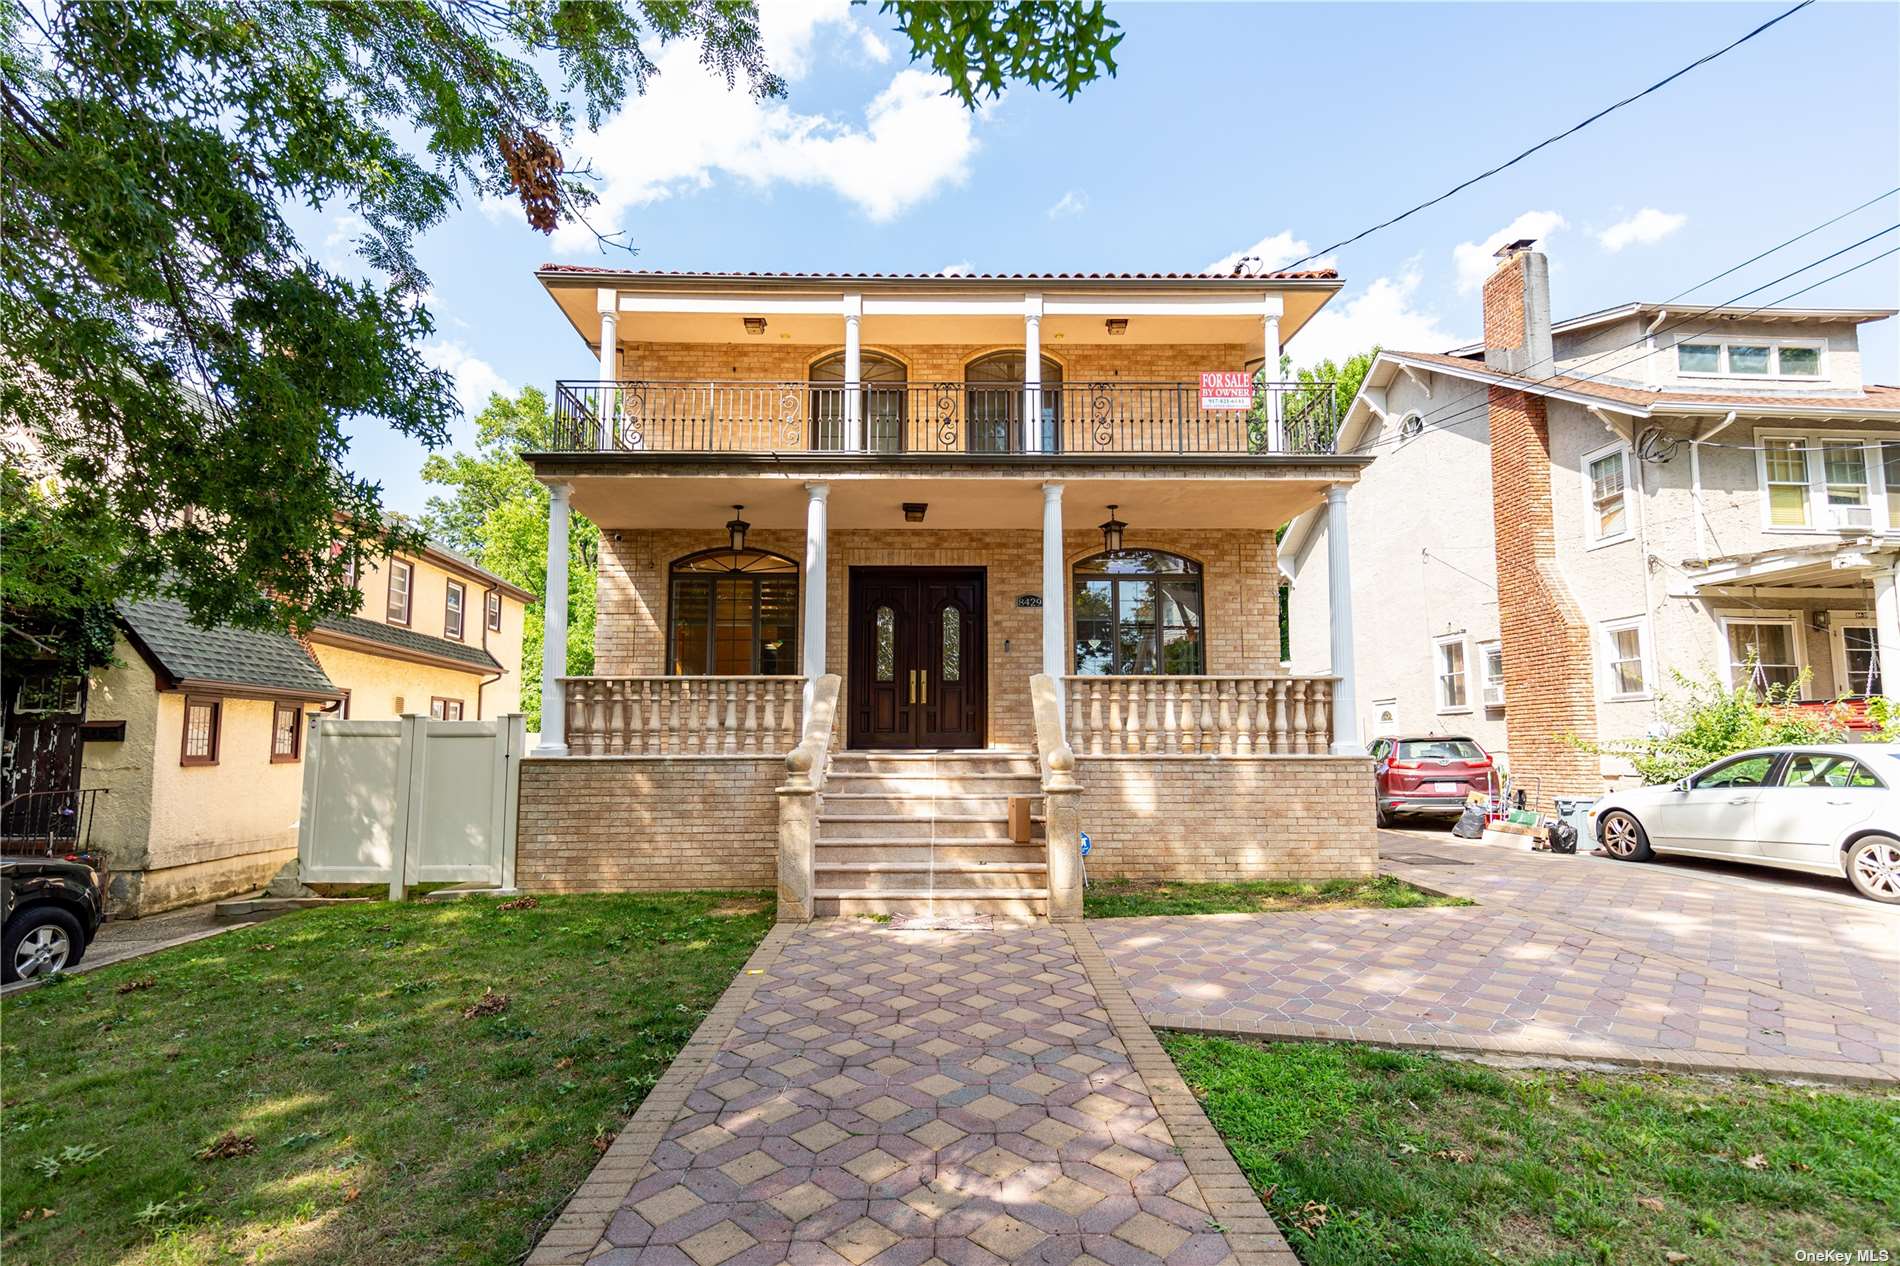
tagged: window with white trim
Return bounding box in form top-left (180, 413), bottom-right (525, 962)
top-left (1601, 618), bottom-right (1650, 700)
top-left (1583, 443), bottom-right (1630, 545)
top-left (1677, 339), bottom-right (1826, 380)
top-left (1435, 635), bottom-right (1469, 711)
top-left (1478, 641), bottom-right (1504, 708)
top-left (1723, 618), bottom-right (1801, 693)
top-left (1763, 439), bottom-right (1811, 528)
top-left (1887, 443), bottom-right (1900, 532)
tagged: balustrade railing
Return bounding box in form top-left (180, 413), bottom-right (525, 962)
top-left (549, 379), bottom-right (1339, 457)
top-left (1062, 675), bottom-right (1337, 756)
top-left (561, 676), bottom-right (804, 755)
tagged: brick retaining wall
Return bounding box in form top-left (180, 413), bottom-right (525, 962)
top-left (1075, 755), bottom-right (1376, 882)
top-left (517, 756), bottom-right (782, 891)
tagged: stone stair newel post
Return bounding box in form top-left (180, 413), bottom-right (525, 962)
top-left (1031, 673), bottom-right (1083, 922)
top-left (777, 673), bottom-right (840, 923)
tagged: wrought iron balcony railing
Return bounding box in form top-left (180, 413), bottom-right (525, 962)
top-left (546, 379), bottom-right (1339, 457)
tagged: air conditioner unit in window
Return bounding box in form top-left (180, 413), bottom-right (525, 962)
top-left (1830, 504), bottom-right (1875, 530)
top-left (1482, 683), bottom-right (1504, 708)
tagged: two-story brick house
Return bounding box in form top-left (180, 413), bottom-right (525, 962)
top-left (1284, 241), bottom-right (1898, 802)
top-left (516, 266), bottom-right (1379, 917)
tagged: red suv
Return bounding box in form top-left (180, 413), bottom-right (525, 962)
top-left (1369, 735), bottom-right (1496, 827)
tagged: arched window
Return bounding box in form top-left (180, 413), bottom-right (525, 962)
top-left (1072, 550), bottom-right (1203, 675)
top-left (669, 549), bottom-right (799, 675)
top-left (810, 351), bottom-right (907, 452)
top-left (965, 351), bottom-right (1063, 454)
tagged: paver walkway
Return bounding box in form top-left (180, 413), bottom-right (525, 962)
top-left (1097, 833), bottom-right (1900, 1083)
top-left (533, 921), bottom-right (1295, 1266)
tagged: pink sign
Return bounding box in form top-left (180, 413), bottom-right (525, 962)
top-left (1199, 371), bottom-right (1253, 411)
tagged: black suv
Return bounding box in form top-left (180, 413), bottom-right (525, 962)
top-left (1, 855), bottom-right (106, 982)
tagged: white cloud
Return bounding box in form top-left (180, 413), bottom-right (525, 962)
top-left (1203, 229), bottom-right (1335, 277)
top-left (1046, 190), bottom-right (1087, 220)
top-left (1597, 207), bottom-right (1687, 253)
top-left (422, 339), bottom-right (513, 418)
top-left (1452, 210), bottom-right (1567, 293)
top-left (758, 0), bottom-right (853, 80)
top-left (858, 27), bottom-right (892, 64)
top-left (1286, 262), bottom-right (1466, 368)
top-left (554, 50), bottom-right (980, 246)
top-left (939, 261), bottom-right (973, 276)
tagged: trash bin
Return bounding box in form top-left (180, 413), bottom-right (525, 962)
top-left (1552, 796), bottom-right (1596, 843)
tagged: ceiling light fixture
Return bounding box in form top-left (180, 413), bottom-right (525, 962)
top-left (726, 505), bottom-right (751, 552)
top-left (1099, 505), bottom-right (1126, 553)
top-left (743, 317), bottom-right (767, 335)
top-left (902, 503), bottom-right (928, 523)
top-left (1105, 318), bottom-right (1128, 336)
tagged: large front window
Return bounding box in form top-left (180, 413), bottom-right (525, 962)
top-left (669, 549), bottom-right (799, 675)
top-left (1072, 550), bottom-right (1202, 675)
top-left (1725, 619), bottom-right (1799, 692)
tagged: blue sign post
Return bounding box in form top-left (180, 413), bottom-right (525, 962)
top-left (1078, 831), bottom-right (1090, 888)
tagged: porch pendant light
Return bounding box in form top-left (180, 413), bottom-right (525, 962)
top-left (726, 505), bottom-right (751, 553)
top-left (1099, 504), bottom-right (1126, 553)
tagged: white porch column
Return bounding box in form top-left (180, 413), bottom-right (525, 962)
top-left (596, 289), bottom-right (618, 452)
top-left (1041, 483), bottom-right (1066, 713)
top-left (534, 481), bottom-right (573, 755)
top-left (1875, 559), bottom-right (1900, 699)
top-left (1024, 293), bottom-right (1044, 454)
top-left (1325, 485), bottom-right (1362, 754)
top-left (842, 293), bottom-right (863, 452)
top-left (802, 482), bottom-right (830, 720)
top-left (1263, 296), bottom-right (1284, 451)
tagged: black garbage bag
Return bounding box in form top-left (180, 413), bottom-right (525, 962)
top-left (1547, 820), bottom-right (1579, 854)
top-left (1451, 804), bottom-right (1487, 839)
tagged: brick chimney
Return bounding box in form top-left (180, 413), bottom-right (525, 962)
top-left (1482, 241), bottom-right (1601, 801)
top-left (1482, 239), bottom-right (1553, 378)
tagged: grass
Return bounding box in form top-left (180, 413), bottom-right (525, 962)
top-left (1162, 1034), bottom-right (1900, 1266)
top-left (1082, 874), bottom-right (1470, 918)
top-left (0, 891), bottom-right (773, 1266)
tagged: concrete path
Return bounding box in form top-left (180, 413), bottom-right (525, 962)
top-left (0, 898), bottom-right (259, 997)
top-left (532, 921), bottom-right (1296, 1266)
top-left (1096, 832), bottom-right (1900, 1084)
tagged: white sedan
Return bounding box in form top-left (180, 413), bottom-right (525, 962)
top-left (1588, 744), bottom-right (1900, 904)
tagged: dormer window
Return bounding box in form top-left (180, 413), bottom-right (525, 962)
top-left (1678, 340), bottom-right (1825, 380)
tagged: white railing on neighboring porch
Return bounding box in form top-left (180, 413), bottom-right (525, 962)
top-left (560, 676), bottom-right (804, 755)
top-left (1063, 675), bottom-right (1337, 755)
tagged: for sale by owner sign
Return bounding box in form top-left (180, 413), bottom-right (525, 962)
top-left (1199, 371), bottom-right (1253, 411)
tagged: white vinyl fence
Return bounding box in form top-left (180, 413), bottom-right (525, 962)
top-left (298, 714), bottom-right (525, 898)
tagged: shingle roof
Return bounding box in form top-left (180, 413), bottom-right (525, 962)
top-left (313, 615), bottom-right (502, 672)
top-left (1385, 349), bottom-right (1900, 414)
top-left (537, 265), bottom-right (1341, 282)
top-left (117, 596), bottom-right (340, 698)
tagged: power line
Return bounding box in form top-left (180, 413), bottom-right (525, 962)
top-left (1273, 0), bottom-right (1816, 273)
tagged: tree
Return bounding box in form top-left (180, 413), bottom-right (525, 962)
top-left (0, 2), bottom-right (1122, 660)
top-left (421, 387), bottom-right (594, 729)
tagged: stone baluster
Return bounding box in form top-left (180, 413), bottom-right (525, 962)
top-left (1217, 679), bottom-right (1236, 755)
top-left (1088, 680), bottom-right (1104, 756)
top-left (1144, 680), bottom-right (1160, 753)
top-left (1310, 680), bottom-right (1332, 751)
top-left (1107, 681), bottom-right (1124, 754)
top-left (759, 680), bottom-right (775, 752)
top-left (1164, 679), bottom-right (1180, 753)
top-left (1291, 680), bottom-right (1310, 755)
top-left (625, 681), bottom-right (643, 755)
top-left (723, 680), bottom-right (740, 753)
top-left (1180, 680), bottom-right (1199, 753)
top-left (1124, 679), bottom-right (1142, 754)
top-left (1069, 680), bottom-right (1084, 746)
top-left (1235, 680), bottom-right (1254, 756)
top-left (682, 679), bottom-right (698, 754)
top-left (606, 681), bottom-right (626, 754)
top-left (1199, 681), bottom-right (1216, 753)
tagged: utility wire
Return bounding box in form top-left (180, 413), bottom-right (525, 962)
top-left (1272, 0), bottom-right (1816, 273)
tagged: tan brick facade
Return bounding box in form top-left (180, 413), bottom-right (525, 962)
top-left (596, 526), bottom-right (1283, 748)
top-left (1484, 256), bottom-right (1600, 798)
top-left (516, 757), bottom-right (781, 891)
top-left (1076, 755), bottom-right (1376, 881)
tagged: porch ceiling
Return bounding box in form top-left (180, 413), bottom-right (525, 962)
top-left (554, 463), bottom-right (1360, 531)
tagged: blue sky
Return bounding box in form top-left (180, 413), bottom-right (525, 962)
top-left (319, 1), bottom-right (1900, 515)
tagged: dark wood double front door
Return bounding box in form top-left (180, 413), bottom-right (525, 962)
top-left (847, 568), bottom-right (986, 749)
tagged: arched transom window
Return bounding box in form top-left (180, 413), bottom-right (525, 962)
top-left (810, 351), bottom-right (908, 452)
top-left (669, 549), bottom-right (799, 675)
top-left (965, 351), bottom-right (1063, 454)
top-left (1072, 550), bottom-right (1204, 675)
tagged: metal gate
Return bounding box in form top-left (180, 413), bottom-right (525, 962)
top-left (297, 714), bottom-right (524, 897)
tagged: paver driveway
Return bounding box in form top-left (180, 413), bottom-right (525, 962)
top-left (1097, 833), bottom-right (1900, 1082)
top-left (532, 921), bottom-right (1296, 1265)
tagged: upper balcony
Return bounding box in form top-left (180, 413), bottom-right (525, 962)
top-left (529, 265), bottom-right (1348, 465)
top-left (546, 376), bottom-right (1341, 458)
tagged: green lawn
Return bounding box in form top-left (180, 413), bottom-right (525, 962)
top-left (1163, 1034), bottom-right (1900, 1266)
top-left (1, 891), bottom-right (773, 1265)
top-left (1083, 874), bottom-right (1469, 918)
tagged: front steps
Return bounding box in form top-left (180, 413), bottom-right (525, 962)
top-left (814, 752), bottom-right (1047, 919)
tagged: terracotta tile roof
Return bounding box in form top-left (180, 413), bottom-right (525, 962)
top-left (1386, 349), bottom-right (1900, 414)
top-left (537, 265), bottom-right (1340, 282)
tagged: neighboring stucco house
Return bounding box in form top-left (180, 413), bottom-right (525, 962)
top-left (514, 265), bottom-right (1378, 918)
top-left (1284, 240), bottom-right (1898, 798)
top-left (1, 541), bottom-right (532, 914)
